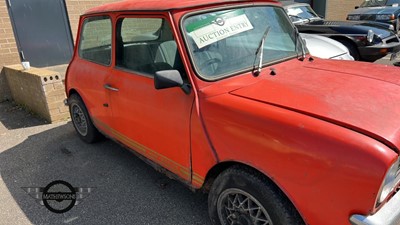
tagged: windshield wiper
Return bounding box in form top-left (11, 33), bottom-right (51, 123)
top-left (252, 26), bottom-right (270, 76)
top-left (294, 27), bottom-right (306, 61)
top-left (289, 14), bottom-right (311, 23)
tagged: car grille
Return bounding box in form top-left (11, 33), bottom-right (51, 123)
top-left (323, 21), bottom-right (356, 26)
top-left (360, 14), bottom-right (376, 21)
top-left (385, 36), bottom-right (400, 44)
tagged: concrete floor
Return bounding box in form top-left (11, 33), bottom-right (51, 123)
top-left (0, 100), bottom-right (209, 225)
top-left (374, 54), bottom-right (400, 66)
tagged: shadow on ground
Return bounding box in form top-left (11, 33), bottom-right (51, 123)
top-left (0, 100), bottom-right (48, 130)
top-left (0, 123), bottom-right (209, 224)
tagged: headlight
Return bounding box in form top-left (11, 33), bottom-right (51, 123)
top-left (376, 14), bottom-right (394, 20)
top-left (377, 158), bottom-right (400, 204)
top-left (347, 15), bottom-right (360, 20)
top-left (367, 30), bottom-right (375, 43)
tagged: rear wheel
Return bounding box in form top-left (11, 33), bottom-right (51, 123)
top-left (208, 166), bottom-right (304, 225)
top-left (337, 39), bottom-right (360, 61)
top-left (69, 94), bottom-right (103, 143)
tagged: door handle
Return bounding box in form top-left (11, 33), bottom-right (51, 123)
top-left (104, 84), bottom-right (119, 92)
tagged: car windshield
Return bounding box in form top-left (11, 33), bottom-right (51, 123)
top-left (286, 5), bottom-right (320, 23)
top-left (182, 6), bottom-right (299, 80)
top-left (360, 0), bottom-right (400, 7)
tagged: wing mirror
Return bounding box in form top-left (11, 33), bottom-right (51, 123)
top-left (355, 6), bottom-right (359, 9)
top-left (154, 70), bottom-right (191, 94)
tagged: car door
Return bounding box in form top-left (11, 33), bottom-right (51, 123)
top-left (73, 15), bottom-right (114, 129)
top-left (106, 15), bottom-right (194, 181)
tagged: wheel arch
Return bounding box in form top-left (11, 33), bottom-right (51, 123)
top-left (329, 35), bottom-right (356, 43)
top-left (67, 88), bottom-right (80, 98)
top-left (67, 89), bottom-right (87, 108)
top-left (329, 35), bottom-right (358, 48)
top-left (68, 90), bottom-right (103, 143)
top-left (202, 161), bottom-right (307, 224)
top-left (329, 35), bottom-right (361, 60)
top-left (202, 161), bottom-right (294, 196)
top-left (67, 88), bottom-right (93, 118)
top-left (202, 161), bottom-right (288, 195)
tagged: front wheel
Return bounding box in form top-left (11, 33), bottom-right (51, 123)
top-left (69, 94), bottom-right (103, 143)
top-left (208, 166), bottom-right (304, 225)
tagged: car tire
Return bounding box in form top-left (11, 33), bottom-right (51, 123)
top-left (208, 166), bottom-right (304, 225)
top-left (338, 39), bottom-right (360, 61)
top-left (69, 94), bottom-right (103, 143)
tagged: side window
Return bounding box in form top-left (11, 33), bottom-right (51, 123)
top-left (116, 17), bottom-right (184, 76)
top-left (78, 16), bottom-right (112, 66)
top-left (120, 18), bottom-right (162, 42)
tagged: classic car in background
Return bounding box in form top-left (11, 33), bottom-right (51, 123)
top-left (301, 33), bottom-right (354, 60)
top-left (281, 1), bottom-right (400, 61)
top-left (347, 0), bottom-right (400, 31)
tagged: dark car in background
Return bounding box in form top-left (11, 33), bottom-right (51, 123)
top-left (347, 0), bottom-right (400, 32)
top-left (282, 1), bottom-right (400, 61)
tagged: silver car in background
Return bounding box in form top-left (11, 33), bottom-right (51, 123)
top-left (301, 33), bottom-right (354, 60)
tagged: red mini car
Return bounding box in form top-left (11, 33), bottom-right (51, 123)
top-left (65, 0), bottom-right (400, 224)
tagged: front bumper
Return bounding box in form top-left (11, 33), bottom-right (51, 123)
top-left (350, 190), bottom-right (400, 225)
top-left (359, 35), bottom-right (400, 61)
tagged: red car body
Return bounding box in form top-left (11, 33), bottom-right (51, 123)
top-left (65, 0), bottom-right (400, 224)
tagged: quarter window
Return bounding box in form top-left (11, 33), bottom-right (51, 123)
top-left (78, 16), bottom-right (112, 66)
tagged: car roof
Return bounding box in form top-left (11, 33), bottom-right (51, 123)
top-left (84, 0), bottom-right (280, 15)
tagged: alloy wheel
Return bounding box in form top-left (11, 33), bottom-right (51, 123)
top-left (217, 188), bottom-right (273, 225)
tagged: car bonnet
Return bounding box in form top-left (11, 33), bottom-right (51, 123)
top-left (300, 33), bottom-right (348, 58)
top-left (308, 20), bottom-right (396, 38)
top-left (349, 6), bottom-right (400, 15)
top-left (229, 59), bottom-right (400, 151)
